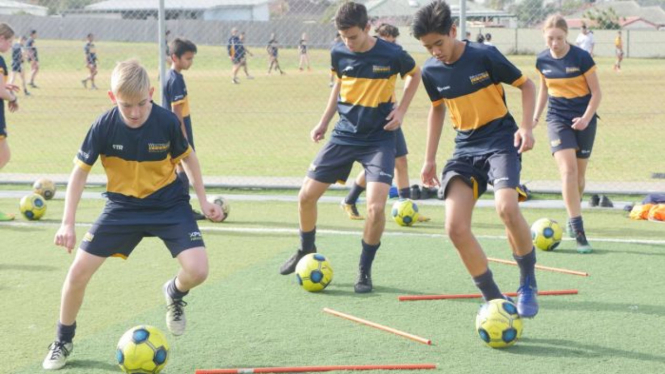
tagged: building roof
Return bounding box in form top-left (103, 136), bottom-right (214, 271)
top-left (365, 0), bottom-right (512, 18)
top-left (0, 0), bottom-right (48, 15)
top-left (85, 0), bottom-right (268, 11)
top-left (570, 1), bottom-right (665, 27)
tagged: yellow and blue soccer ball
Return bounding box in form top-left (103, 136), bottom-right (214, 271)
top-left (19, 193), bottom-right (47, 220)
top-left (475, 299), bottom-right (523, 348)
top-left (531, 218), bottom-right (563, 251)
top-left (116, 325), bottom-right (169, 374)
top-left (208, 195), bottom-right (230, 222)
top-left (391, 199), bottom-right (419, 226)
top-left (33, 178), bottom-right (56, 200)
top-left (295, 253), bottom-right (333, 292)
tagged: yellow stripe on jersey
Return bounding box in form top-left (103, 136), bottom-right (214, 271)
top-left (340, 75), bottom-right (397, 108)
top-left (101, 155), bottom-right (180, 199)
top-left (511, 75), bottom-right (527, 87)
top-left (444, 83), bottom-right (508, 131)
top-left (404, 66), bottom-right (419, 77)
top-left (171, 98), bottom-right (190, 117)
top-left (544, 74), bottom-right (591, 99)
top-left (111, 253), bottom-right (128, 260)
top-left (173, 146), bottom-right (192, 164)
top-left (75, 158), bottom-right (93, 172)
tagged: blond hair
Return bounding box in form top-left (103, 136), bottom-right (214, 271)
top-left (0, 23), bottom-right (15, 40)
top-left (543, 15), bottom-right (568, 34)
top-left (111, 59), bottom-right (150, 101)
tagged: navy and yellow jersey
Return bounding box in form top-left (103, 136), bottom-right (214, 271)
top-left (330, 38), bottom-right (417, 146)
top-left (0, 57), bottom-right (7, 136)
top-left (84, 42), bottom-right (97, 64)
top-left (162, 69), bottom-right (191, 132)
top-left (26, 37), bottom-right (37, 60)
top-left (267, 39), bottom-right (278, 57)
top-left (421, 42), bottom-right (526, 156)
top-left (299, 40), bottom-right (307, 54)
top-left (11, 42), bottom-right (22, 65)
top-left (75, 104), bottom-right (193, 223)
top-left (227, 35), bottom-right (240, 58)
top-left (536, 45), bottom-right (596, 123)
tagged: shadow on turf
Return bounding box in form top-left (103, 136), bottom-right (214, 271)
top-left (0, 264), bottom-right (58, 272)
top-left (67, 359), bottom-right (118, 371)
top-left (511, 337), bottom-right (665, 363)
top-left (541, 299), bottom-right (665, 317)
top-left (327, 283), bottom-right (427, 296)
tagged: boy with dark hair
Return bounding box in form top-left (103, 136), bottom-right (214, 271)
top-left (279, 2), bottom-right (421, 293)
top-left (82, 33), bottom-right (98, 90)
top-left (266, 32), bottom-right (285, 75)
top-left (412, 0), bottom-right (539, 317)
top-left (42, 60), bottom-right (223, 370)
top-left (26, 29), bottom-right (38, 88)
top-left (163, 37), bottom-right (205, 220)
top-left (9, 35), bottom-right (29, 96)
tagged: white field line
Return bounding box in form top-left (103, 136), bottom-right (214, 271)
top-left (1, 221), bottom-right (664, 246)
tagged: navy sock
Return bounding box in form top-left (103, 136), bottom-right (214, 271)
top-left (569, 216), bottom-right (584, 234)
top-left (473, 269), bottom-right (503, 301)
top-left (56, 321), bottom-right (76, 343)
top-left (360, 240), bottom-right (380, 270)
top-left (398, 188), bottom-right (410, 199)
top-left (177, 172), bottom-right (190, 195)
top-left (513, 248), bottom-right (537, 288)
top-left (167, 277), bottom-right (189, 300)
top-left (345, 183), bottom-right (365, 204)
top-left (300, 228), bottom-right (316, 252)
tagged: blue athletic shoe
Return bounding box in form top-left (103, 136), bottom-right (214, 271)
top-left (516, 280), bottom-right (539, 318)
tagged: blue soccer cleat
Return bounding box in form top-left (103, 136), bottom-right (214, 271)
top-left (516, 278), bottom-right (539, 318)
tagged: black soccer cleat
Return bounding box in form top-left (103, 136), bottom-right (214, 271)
top-left (410, 185), bottom-right (422, 200)
top-left (576, 231), bottom-right (593, 254)
top-left (589, 194), bottom-right (600, 207)
top-left (599, 195), bottom-right (614, 208)
top-left (354, 267), bottom-right (373, 293)
top-left (279, 246), bottom-right (316, 275)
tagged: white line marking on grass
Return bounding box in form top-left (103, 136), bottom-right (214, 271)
top-left (2, 221), bottom-right (664, 246)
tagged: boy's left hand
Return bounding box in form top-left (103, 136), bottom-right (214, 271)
top-left (384, 108), bottom-right (405, 131)
top-left (201, 200), bottom-right (224, 222)
top-left (5, 84), bottom-right (19, 92)
top-left (8, 101), bottom-right (18, 112)
top-left (571, 117), bottom-right (589, 131)
top-left (514, 127), bottom-right (535, 154)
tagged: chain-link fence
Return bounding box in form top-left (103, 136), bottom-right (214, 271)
top-left (0, 0), bottom-right (663, 193)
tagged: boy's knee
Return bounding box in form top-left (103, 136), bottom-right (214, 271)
top-left (445, 221), bottom-right (471, 243)
top-left (366, 202), bottom-right (385, 220)
top-left (185, 265), bottom-right (208, 285)
top-left (496, 202), bottom-right (520, 225)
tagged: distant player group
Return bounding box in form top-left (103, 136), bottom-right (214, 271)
top-left (0, 0), bottom-right (603, 370)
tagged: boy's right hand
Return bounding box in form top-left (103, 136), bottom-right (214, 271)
top-left (54, 224), bottom-right (77, 253)
top-left (311, 123), bottom-right (328, 143)
top-left (421, 161), bottom-right (440, 188)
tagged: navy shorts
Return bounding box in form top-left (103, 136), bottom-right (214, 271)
top-left (0, 123), bottom-right (7, 139)
top-left (11, 62), bottom-right (21, 72)
top-left (308, 141), bottom-right (396, 185)
top-left (547, 117), bottom-right (597, 159)
top-left (395, 128), bottom-right (408, 158)
top-left (80, 220), bottom-right (205, 259)
top-left (441, 150), bottom-right (521, 199)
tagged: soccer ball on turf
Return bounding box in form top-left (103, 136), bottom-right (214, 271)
top-left (391, 199), bottom-right (419, 226)
top-left (33, 178), bottom-right (56, 200)
top-left (296, 253), bottom-right (333, 292)
top-left (19, 193), bottom-right (47, 220)
top-left (475, 299), bottom-right (523, 348)
top-left (116, 325), bottom-right (169, 374)
top-left (531, 218), bottom-right (563, 251)
top-left (208, 195), bottom-right (230, 222)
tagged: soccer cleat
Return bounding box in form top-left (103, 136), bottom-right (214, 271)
top-left (600, 195), bottom-right (614, 208)
top-left (42, 340), bottom-right (73, 370)
top-left (589, 194), bottom-right (600, 207)
top-left (0, 211), bottom-right (15, 221)
top-left (81, 79), bottom-right (87, 88)
top-left (163, 281), bottom-right (188, 336)
top-left (246, 75), bottom-right (254, 80)
top-left (416, 214), bottom-right (431, 222)
top-left (231, 78), bottom-right (240, 84)
top-left (340, 200), bottom-right (364, 220)
top-left (90, 85), bottom-right (98, 90)
top-left (566, 221), bottom-right (575, 239)
top-left (192, 209), bottom-right (206, 221)
top-left (29, 82), bottom-right (38, 88)
top-left (354, 267), bottom-right (373, 293)
top-left (516, 280), bottom-right (539, 318)
top-left (410, 184), bottom-right (421, 200)
top-left (24, 89), bottom-right (30, 96)
top-left (279, 246), bottom-right (316, 275)
top-left (516, 184), bottom-right (531, 202)
top-left (576, 232), bottom-right (593, 254)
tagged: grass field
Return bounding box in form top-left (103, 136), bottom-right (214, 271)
top-left (1, 40), bottom-right (664, 184)
top-left (2, 190), bottom-right (665, 374)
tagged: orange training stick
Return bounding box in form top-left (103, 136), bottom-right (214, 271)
top-left (398, 289), bottom-right (578, 301)
top-left (487, 257), bottom-right (589, 277)
top-left (195, 364), bottom-right (438, 374)
top-left (322, 307), bottom-right (432, 345)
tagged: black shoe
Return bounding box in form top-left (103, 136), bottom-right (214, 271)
top-left (421, 186), bottom-right (438, 199)
top-left (354, 267), bottom-right (373, 293)
top-left (410, 184), bottom-right (421, 200)
top-left (279, 246), bottom-right (316, 275)
top-left (599, 195), bottom-right (613, 208)
top-left (589, 194), bottom-right (600, 207)
top-left (192, 209), bottom-right (206, 221)
top-left (576, 231), bottom-right (593, 254)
